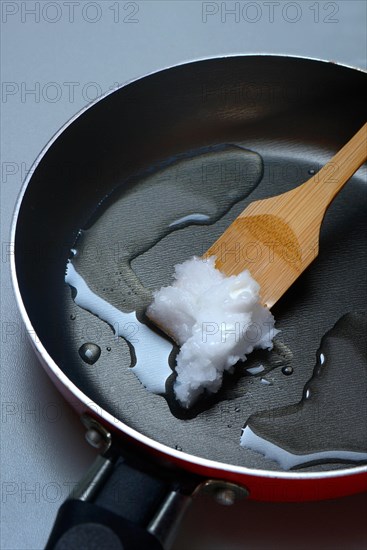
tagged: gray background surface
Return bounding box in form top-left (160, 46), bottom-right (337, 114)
top-left (1, 1), bottom-right (366, 549)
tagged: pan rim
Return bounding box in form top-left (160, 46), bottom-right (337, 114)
top-left (10, 53), bottom-right (367, 482)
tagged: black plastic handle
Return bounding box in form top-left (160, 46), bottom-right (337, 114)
top-left (45, 456), bottom-right (178, 550)
top-left (46, 500), bottom-right (163, 550)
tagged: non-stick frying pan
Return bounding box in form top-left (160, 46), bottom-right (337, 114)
top-left (11, 56), bottom-right (367, 548)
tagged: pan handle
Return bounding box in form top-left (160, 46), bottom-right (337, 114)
top-left (45, 455), bottom-right (192, 550)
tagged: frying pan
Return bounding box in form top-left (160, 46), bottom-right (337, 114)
top-left (11, 55), bottom-right (367, 548)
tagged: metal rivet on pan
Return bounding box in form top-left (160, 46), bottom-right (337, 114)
top-left (85, 428), bottom-right (105, 449)
top-left (81, 414), bottom-right (112, 453)
top-left (195, 480), bottom-right (249, 505)
top-left (215, 488), bottom-right (237, 506)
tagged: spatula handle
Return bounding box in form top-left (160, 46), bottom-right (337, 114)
top-left (299, 122), bottom-right (367, 212)
top-left (207, 122), bottom-right (367, 308)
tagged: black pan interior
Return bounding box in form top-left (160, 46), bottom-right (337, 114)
top-left (15, 56), bottom-right (367, 473)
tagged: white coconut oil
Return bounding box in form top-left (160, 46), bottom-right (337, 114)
top-left (147, 256), bottom-right (278, 408)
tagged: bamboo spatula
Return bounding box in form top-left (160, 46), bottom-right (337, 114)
top-left (205, 123), bottom-right (367, 308)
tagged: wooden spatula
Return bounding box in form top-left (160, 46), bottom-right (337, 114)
top-left (205, 123), bottom-right (367, 308)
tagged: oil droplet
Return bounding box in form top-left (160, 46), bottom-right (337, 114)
top-left (308, 168), bottom-right (316, 175)
top-left (281, 366), bottom-right (293, 376)
top-left (106, 346), bottom-right (111, 352)
top-left (70, 314), bottom-right (76, 320)
top-left (79, 343), bottom-right (101, 365)
top-left (175, 445), bottom-right (183, 451)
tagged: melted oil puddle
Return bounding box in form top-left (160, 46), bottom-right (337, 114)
top-left (66, 262), bottom-right (173, 394)
top-left (72, 144), bottom-right (264, 313)
top-left (240, 312), bottom-right (367, 469)
top-left (240, 426), bottom-right (367, 469)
